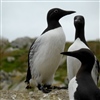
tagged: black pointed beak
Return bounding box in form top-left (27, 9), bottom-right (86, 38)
top-left (61, 51), bottom-right (78, 58)
top-left (60, 52), bottom-right (67, 55)
top-left (61, 51), bottom-right (81, 61)
top-left (66, 11), bottom-right (76, 15)
top-left (61, 52), bottom-right (72, 56)
top-left (60, 10), bottom-right (76, 18)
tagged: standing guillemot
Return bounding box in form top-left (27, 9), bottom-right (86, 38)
top-left (61, 49), bottom-right (100, 100)
top-left (25, 8), bottom-right (75, 93)
top-left (66, 15), bottom-right (99, 84)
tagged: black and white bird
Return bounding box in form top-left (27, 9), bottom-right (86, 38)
top-left (61, 48), bottom-right (100, 100)
top-left (25, 8), bottom-right (75, 93)
top-left (66, 15), bottom-right (100, 85)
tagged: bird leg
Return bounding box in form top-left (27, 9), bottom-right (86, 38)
top-left (39, 85), bottom-right (52, 93)
top-left (38, 84), bottom-right (67, 93)
top-left (26, 82), bottom-right (32, 89)
top-left (37, 84), bottom-right (42, 90)
top-left (41, 85), bottom-right (68, 93)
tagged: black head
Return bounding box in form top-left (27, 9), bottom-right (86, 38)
top-left (61, 49), bottom-right (95, 66)
top-left (74, 15), bottom-right (85, 28)
top-left (47, 8), bottom-right (75, 23)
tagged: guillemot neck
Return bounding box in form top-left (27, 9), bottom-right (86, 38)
top-left (75, 27), bottom-right (88, 46)
top-left (48, 20), bottom-right (61, 29)
top-left (77, 64), bottom-right (93, 77)
top-left (42, 20), bottom-right (61, 34)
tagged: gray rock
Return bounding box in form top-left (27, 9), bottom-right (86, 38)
top-left (5, 47), bottom-right (19, 52)
top-left (0, 70), bottom-right (11, 82)
top-left (12, 81), bottom-right (26, 91)
top-left (0, 90), bottom-right (69, 100)
top-left (11, 37), bottom-right (36, 49)
top-left (0, 70), bottom-right (12, 90)
top-left (7, 57), bottom-right (15, 62)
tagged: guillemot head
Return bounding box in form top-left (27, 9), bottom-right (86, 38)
top-left (47, 8), bottom-right (75, 23)
top-left (61, 49), bottom-right (95, 66)
top-left (74, 15), bottom-right (85, 28)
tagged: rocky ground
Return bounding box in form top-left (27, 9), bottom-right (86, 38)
top-left (0, 89), bottom-right (69, 100)
top-left (0, 70), bottom-right (69, 100)
top-left (0, 37), bottom-right (69, 100)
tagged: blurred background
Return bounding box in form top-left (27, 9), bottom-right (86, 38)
top-left (0, 37), bottom-right (100, 91)
top-left (0, 0), bottom-right (100, 91)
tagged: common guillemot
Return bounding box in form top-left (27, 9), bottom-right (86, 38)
top-left (66, 15), bottom-right (99, 85)
top-left (61, 48), bottom-right (100, 100)
top-left (25, 8), bottom-right (75, 93)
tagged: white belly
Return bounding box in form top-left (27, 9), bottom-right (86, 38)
top-left (68, 77), bottom-right (78, 100)
top-left (67, 38), bottom-right (98, 85)
top-left (67, 38), bottom-right (89, 81)
top-left (31, 27), bottom-right (66, 84)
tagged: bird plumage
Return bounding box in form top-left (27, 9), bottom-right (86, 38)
top-left (61, 48), bottom-right (100, 100)
top-left (67, 15), bottom-right (99, 85)
top-left (25, 8), bottom-right (75, 93)
top-left (29, 27), bottom-right (66, 85)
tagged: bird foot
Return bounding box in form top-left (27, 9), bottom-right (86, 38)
top-left (26, 83), bottom-right (32, 89)
top-left (52, 86), bottom-right (68, 90)
top-left (37, 84), bottom-right (52, 93)
top-left (42, 88), bottom-right (52, 93)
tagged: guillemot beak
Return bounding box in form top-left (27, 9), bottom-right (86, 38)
top-left (61, 51), bottom-right (78, 57)
top-left (60, 52), bottom-right (68, 55)
top-left (58, 10), bottom-right (76, 19)
top-left (66, 11), bottom-right (76, 15)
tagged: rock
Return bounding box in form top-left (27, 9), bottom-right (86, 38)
top-left (0, 90), bottom-right (69, 100)
top-left (0, 70), bottom-right (26, 90)
top-left (1, 81), bottom-right (12, 90)
top-left (0, 70), bottom-right (11, 82)
top-left (0, 70), bottom-right (69, 100)
top-left (11, 81), bottom-right (26, 91)
top-left (0, 70), bottom-right (12, 90)
top-left (0, 91), bottom-right (30, 100)
top-left (7, 57), bottom-right (15, 62)
top-left (11, 37), bottom-right (37, 49)
top-left (5, 47), bottom-right (19, 52)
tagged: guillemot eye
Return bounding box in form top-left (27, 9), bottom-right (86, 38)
top-left (54, 10), bottom-right (58, 13)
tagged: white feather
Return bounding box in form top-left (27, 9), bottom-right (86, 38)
top-left (68, 77), bottom-right (78, 100)
top-left (67, 38), bottom-right (97, 84)
top-left (30, 27), bottom-right (66, 85)
top-left (67, 38), bottom-right (89, 80)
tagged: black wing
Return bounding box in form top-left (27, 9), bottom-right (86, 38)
top-left (96, 59), bottom-right (100, 83)
top-left (25, 38), bottom-right (40, 84)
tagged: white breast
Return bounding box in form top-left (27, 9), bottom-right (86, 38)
top-left (68, 77), bottom-right (78, 100)
top-left (67, 38), bottom-right (98, 85)
top-left (68, 38), bottom-right (89, 51)
top-left (31, 27), bottom-right (66, 84)
top-left (67, 38), bottom-right (89, 81)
